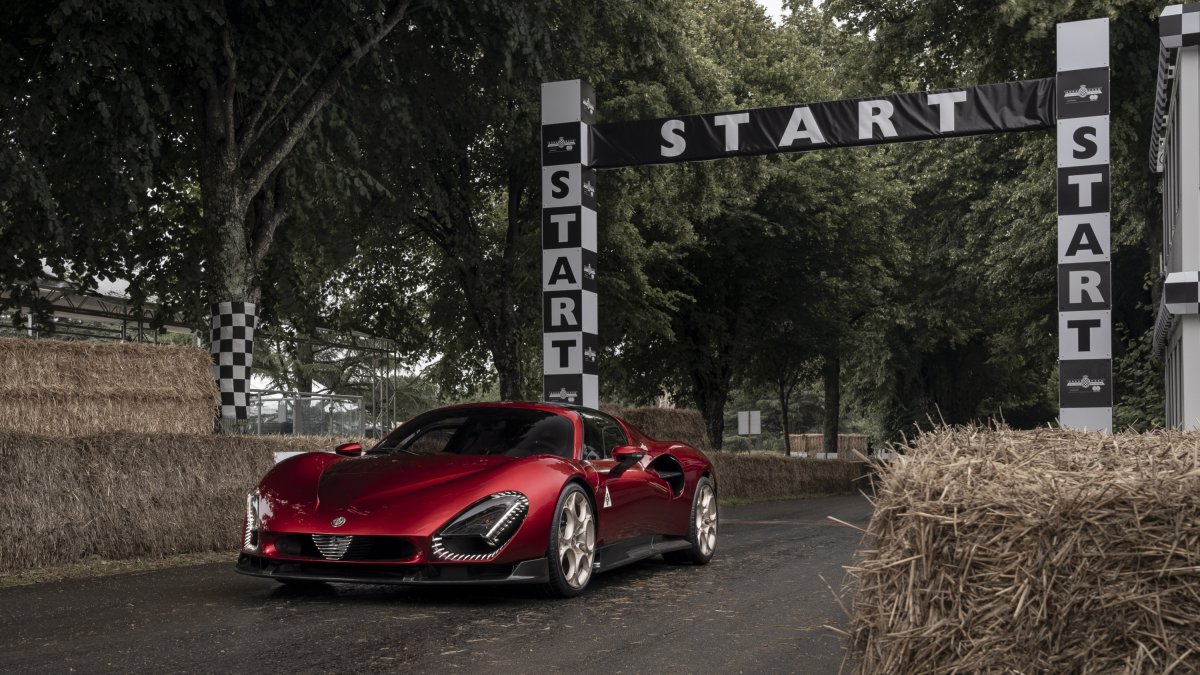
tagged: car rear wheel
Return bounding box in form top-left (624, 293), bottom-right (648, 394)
top-left (543, 483), bottom-right (595, 598)
top-left (664, 477), bottom-right (716, 565)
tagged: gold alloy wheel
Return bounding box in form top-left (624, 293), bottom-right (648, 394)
top-left (557, 490), bottom-right (595, 589)
top-left (696, 484), bottom-right (717, 556)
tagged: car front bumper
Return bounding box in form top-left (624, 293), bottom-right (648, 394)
top-left (235, 553), bottom-right (549, 585)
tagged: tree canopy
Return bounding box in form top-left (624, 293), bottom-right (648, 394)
top-left (0, 0), bottom-right (1170, 441)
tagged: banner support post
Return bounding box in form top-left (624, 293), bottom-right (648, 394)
top-left (540, 80), bottom-right (599, 408)
top-left (1056, 18), bottom-right (1113, 432)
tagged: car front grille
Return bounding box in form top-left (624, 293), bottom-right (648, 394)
top-left (312, 534), bottom-right (360, 560)
top-left (273, 534), bottom-right (417, 562)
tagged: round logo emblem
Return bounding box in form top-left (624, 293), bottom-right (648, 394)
top-left (331, 517), bottom-right (346, 528)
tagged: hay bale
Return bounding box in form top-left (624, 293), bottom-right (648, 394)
top-left (606, 406), bottom-right (713, 453)
top-left (0, 432), bottom-right (358, 572)
top-left (848, 428), bottom-right (1200, 673)
top-left (0, 338), bottom-right (218, 435)
top-left (603, 406), bottom-right (863, 498)
top-left (709, 452), bottom-right (865, 500)
top-left (789, 433), bottom-right (868, 455)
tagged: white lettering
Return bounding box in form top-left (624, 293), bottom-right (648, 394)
top-left (549, 212), bottom-right (576, 243)
top-left (1069, 270), bottom-right (1103, 304)
top-left (661, 120), bottom-right (685, 158)
top-left (551, 298), bottom-right (579, 327)
top-left (858, 100), bottom-right (897, 139)
top-left (926, 91), bottom-right (967, 133)
top-left (778, 107), bottom-right (826, 146)
top-left (713, 113), bottom-right (751, 152)
top-left (1067, 173), bottom-right (1104, 208)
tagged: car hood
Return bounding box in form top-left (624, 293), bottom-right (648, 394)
top-left (315, 453), bottom-right (517, 511)
top-left (258, 450), bottom-right (580, 537)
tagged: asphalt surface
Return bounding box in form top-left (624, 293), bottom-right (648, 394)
top-left (0, 494), bottom-right (872, 674)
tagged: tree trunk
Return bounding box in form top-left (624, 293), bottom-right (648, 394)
top-left (297, 339), bottom-right (314, 394)
top-left (693, 365), bottom-right (732, 450)
top-left (452, 258), bottom-right (523, 401)
top-left (779, 381), bottom-right (792, 457)
top-left (822, 350), bottom-right (840, 455)
top-left (495, 348), bottom-right (523, 401)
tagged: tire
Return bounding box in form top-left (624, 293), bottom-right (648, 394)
top-left (542, 483), bottom-right (596, 598)
top-left (664, 477), bottom-right (717, 565)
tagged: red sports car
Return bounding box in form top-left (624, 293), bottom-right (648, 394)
top-left (236, 402), bottom-right (717, 597)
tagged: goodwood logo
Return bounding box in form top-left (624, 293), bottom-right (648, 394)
top-left (583, 264), bottom-right (596, 280)
top-left (583, 181), bottom-right (595, 197)
top-left (549, 387), bottom-right (579, 403)
top-left (1067, 375), bottom-right (1105, 392)
top-left (584, 347), bottom-right (597, 362)
top-left (582, 97), bottom-right (595, 115)
top-left (1063, 85), bottom-right (1102, 102)
top-left (546, 136), bottom-right (577, 153)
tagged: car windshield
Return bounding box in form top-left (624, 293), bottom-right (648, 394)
top-left (370, 408), bottom-right (575, 458)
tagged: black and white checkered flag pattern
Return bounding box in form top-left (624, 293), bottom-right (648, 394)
top-left (1164, 272), bottom-right (1200, 315)
top-left (1160, 3), bottom-right (1200, 48)
top-left (1150, 4), bottom-right (1200, 171)
top-left (211, 301), bottom-right (256, 420)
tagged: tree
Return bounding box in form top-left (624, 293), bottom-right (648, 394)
top-left (4, 0), bottom-right (416, 305)
top-left (315, 0), bottom-right (711, 401)
top-left (827, 0), bottom-right (1165, 436)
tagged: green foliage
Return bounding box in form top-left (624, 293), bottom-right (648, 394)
top-left (0, 0), bottom-right (1170, 435)
top-left (827, 0), bottom-right (1164, 439)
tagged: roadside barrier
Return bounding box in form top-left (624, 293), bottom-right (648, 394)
top-left (846, 428), bottom-right (1200, 673)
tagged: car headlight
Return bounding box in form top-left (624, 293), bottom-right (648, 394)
top-left (243, 491), bottom-right (260, 551)
top-left (432, 491), bottom-right (529, 561)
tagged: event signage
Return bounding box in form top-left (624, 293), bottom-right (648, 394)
top-left (542, 19), bottom-right (1111, 430)
top-left (1056, 18), bottom-right (1112, 431)
top-left (590, 79), bottom-right (1055, 168)
top-left (541, 80), bottom-right (599, 407)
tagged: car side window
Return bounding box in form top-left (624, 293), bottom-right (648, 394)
top-left (581, 415), bottom-right (605, 461)
top-left (599, 418), bottom-right (629, 458)
top-left (579, 412), bottom-right (629, 460)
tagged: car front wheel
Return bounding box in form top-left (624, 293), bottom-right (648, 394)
top-left (543, 483), bottom-right (595, 597)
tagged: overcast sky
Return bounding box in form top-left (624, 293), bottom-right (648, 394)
top-left (758, 0), bottom-right (787, 24)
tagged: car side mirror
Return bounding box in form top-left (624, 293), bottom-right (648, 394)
top-left (334, 442), bottom-right (363, 457)
top-left (610, 445), bottom-right (645, 475)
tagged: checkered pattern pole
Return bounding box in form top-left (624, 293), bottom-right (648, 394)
top-left (541, 80), bottom-right (598, 408)
top-left (1056, 19), bottom-right (1112, 432)
top-left (211, 301), bottom-right (256, 421)
top-left (1150, 4), bottom-right (1200, 171)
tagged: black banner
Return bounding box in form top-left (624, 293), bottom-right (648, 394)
top-left (591, 79), bottom-right (1055, 168)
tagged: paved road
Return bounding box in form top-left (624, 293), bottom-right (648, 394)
top-left (0, 494), bottom-right (871, 674)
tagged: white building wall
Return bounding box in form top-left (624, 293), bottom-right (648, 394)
top-left (1164, 47), bottom-right (1200, 429)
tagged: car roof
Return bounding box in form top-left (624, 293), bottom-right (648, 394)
top-left (432, 401), bottom-right (604, 415)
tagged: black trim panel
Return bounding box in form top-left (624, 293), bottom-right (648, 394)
top-left (236, 554), bottom-right (549, 585)
top-left (593, 534), bottom-right (691, 573)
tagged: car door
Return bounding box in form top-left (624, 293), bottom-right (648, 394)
top-left (582, 412), bottom-right (672, 542)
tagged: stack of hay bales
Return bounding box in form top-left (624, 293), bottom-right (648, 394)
top-left (848, 428), bottom-right (1200, 673)
top-left (606, 405), bottom-right (865, 499)
top-left (0, 433), bottom-right (358, 572)
top-left (607, 405), bottom-right (713, 453)
top-left (709, 452), bottom-right (865, 500)
top-left (0, 338), bottom-right (217, 434)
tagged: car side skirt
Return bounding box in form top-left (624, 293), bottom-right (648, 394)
top-left (235, 553), bottom-right (549, 585)
top-left (593, 534), bottom-right (692, 574)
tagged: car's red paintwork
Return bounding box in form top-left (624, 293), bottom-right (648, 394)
top-left (242, 402), bottom-right (714, 575)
